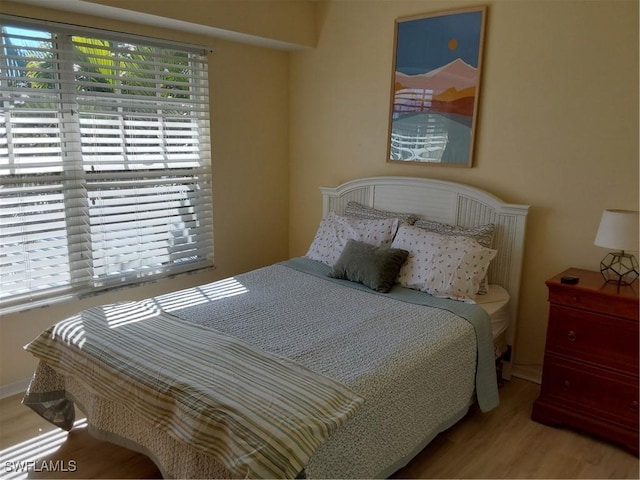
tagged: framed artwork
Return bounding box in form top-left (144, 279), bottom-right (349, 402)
top-left (387, 6), bottom-right (487, 167)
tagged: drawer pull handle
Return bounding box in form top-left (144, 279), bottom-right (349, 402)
top-left (567, 330), bottom-right (577, 342)
top-left (563, 380), bottom-right (571, 390)
top-left (571, 296), bottom-right (578, 302)
top-left (632, 401), bottom-right (639, 412)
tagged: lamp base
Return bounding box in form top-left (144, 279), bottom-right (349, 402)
top-left (600, 252), bottom-right (639, 286)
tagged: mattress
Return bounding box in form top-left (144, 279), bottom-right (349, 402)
top-left (477, 284), bottom-right (510, 339)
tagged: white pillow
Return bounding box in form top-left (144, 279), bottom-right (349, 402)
top-left (306, 212), bottom-right (399, 266)
top-left (412, 219), bottom-right (495, 294)
top-left (391, 224), bottom-right (441, 289)
top-left (391, 224), bottom-right (497, 303)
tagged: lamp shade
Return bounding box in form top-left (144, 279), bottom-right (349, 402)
top-left (594, 209), bottom-right (639, 252)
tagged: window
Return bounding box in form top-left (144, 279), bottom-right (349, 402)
top-left (0, 17), bottom-right (213, 314)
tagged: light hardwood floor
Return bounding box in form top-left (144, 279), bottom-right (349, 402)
top-left (0, 378), bottom-right (637, 479)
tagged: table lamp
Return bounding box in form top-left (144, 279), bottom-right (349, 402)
top-left (594, 209), bottom-right (639, 285)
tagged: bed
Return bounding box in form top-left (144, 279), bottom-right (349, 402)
top-left (22, 176), bottom-right (529, 479)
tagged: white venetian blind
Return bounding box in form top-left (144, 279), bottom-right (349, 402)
top-left (0, 18), bottom-right (213, 314)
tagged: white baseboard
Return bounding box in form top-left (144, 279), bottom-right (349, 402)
top-left (0, 377), bottom-right (31, 400)
top-left (511, 364), bottom-right (542, 384)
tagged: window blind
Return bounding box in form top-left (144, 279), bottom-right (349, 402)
top-left (0, 18), bottom-right (213, 314)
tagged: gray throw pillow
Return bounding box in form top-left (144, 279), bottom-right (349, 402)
top-left (329, 239), bottom-right (409, 293)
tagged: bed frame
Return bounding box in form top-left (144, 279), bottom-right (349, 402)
top-left (320, 176), bottom-right (529, 379)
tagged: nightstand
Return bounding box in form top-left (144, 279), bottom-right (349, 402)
top-left (532, 268), bottom-right (639, 455)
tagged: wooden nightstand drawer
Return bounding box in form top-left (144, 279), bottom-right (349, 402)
top-left (548, 286), bottom-right (639, 320)
top-left (534, 268), bottom-right (640, 454)
top-left (547, 305), bottom-right (639, 374)
top-left (541, 356), bottom-right (639, 428)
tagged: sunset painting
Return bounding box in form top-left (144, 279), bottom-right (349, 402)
top-left (388, 7), bottom-right (486, 166)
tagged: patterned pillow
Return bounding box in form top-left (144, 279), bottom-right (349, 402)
top-left (345, 201), bottom-right (419, 225)
top-left (412, 220), bottom-right (495, 294)
top-left (412, 219), bottom-right (495, 247)
top-left (306, 212), bottom-right (399, 267)
top-left (391, 224), bottom-right (497, 303)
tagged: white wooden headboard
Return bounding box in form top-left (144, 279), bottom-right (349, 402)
top-left (320, 176), bottom-right (529, 376)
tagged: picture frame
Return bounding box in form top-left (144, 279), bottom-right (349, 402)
top-left (387, 6), bottom-right (487, 167)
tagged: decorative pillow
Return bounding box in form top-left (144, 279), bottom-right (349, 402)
top-left (391, 224), bottom-right (497, 303)
top-left (306, 212), bottom-right (399, 266)
top-left (391, 224), bottom-right (442, 290)
top-left (412, 219), bottom-right (495, 247)
top-left (412, 219), bottom-right (495, 294)
top-left (329, 239), bottom-right (409, 293)
top-left (345, 201), bottom-right (419, 225)
top-left (425, 235), bottom-right (497, 303)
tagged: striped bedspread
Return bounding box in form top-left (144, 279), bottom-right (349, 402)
top-left (24, 306), bottom-right (364, 479)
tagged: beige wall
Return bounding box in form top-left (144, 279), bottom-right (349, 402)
top-left (289, 0), bottom-right (639, 380)
top-left (84, 0), bottom-right (317, 48)
top-left (0, 2), bottom-right (291, 389)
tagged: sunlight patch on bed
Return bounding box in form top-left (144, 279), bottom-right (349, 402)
top-left (0, 418), bottom-right (87, 479)
top-left (103, 301), bottom-right (163, 328)
top-left (153, 277), bottom-right (249, 312)
top-left (47, 279), bottom-right (251, 330)
top-left (51, 315), bottom-right (86, 348)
